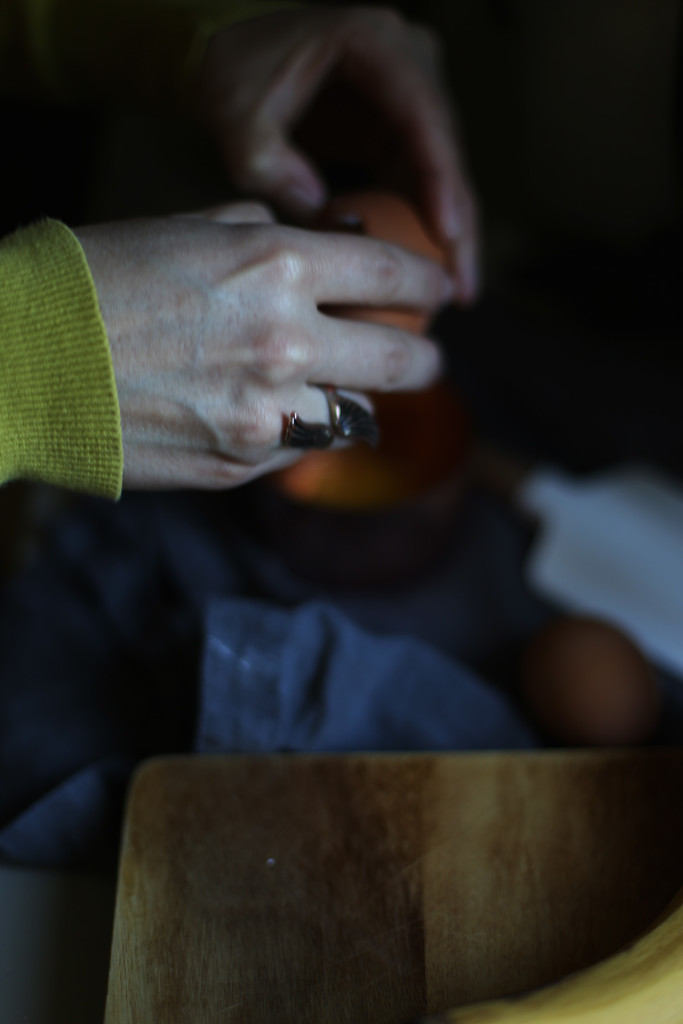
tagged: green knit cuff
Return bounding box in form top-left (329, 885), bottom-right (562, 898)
top-left (0, 220), bottom-right (123, 498)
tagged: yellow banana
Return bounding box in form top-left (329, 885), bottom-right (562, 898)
top-left (425, 885), bottom-right (683, 1023)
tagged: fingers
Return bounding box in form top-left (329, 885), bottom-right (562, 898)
top-left (288, 228), bottom-right (455, 309)
top-left (415, 149), bottom-right (479, 302)
top-left (221, 131), bottom-right (328, 221)
top-left (196, 7), bottom-right (480, 296)
top-left (121, 381), bottom-right (375, 490)
top-left (402, 21), bottom-right (480, 300)
top-left (338, 11), bottom-right (480, 301)
top-left (216, 224), bottom-right (449, 391)
top-left (277, 383), bottom-right (376, 450)
top-left (210, 15), bottom-right (335, 217)
top-left (311, 314), bottom-right (443, 392)
top-left (449, 192), bottom-right (479, 303)
top-left (400, 88), bottom-right (479, 301)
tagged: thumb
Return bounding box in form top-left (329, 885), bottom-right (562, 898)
top-left (222, 129), bottom-right (328, 219)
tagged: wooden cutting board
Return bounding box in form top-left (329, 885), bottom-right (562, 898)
top-left (104, 750), bottom-right (683, 1023)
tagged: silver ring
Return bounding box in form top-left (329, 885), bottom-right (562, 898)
top-left (322, 386), bottom-right (380, 447)
top-left (283, 387), bottom-right (379, 450)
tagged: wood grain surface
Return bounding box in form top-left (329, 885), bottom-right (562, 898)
top-left (104, 750), bottom-right (683, 1024)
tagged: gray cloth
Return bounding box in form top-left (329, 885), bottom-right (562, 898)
top-left (1, 487), bottom-right (680, 869)
top-left (198, 598), bottom-right (536, 754)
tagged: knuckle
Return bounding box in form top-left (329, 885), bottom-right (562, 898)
top-left (250, 325), bottom-right (308, 386)
top-left (384, 339), bottom-right (411, 385)
top-left (375, 242), bottom-right (405, 302)
top-left (232, 414), bottom-right (275, 454)
top-left (228, 395), bottom-right (279, 454)
top-left (262, 240), bottom-right (307, 290)
top-left (384, 336), bottom-right (442, 387)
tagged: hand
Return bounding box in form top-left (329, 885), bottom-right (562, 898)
top-left (194, 6), bottom-right (479, 302)
top-left (75, 204), bottom-right (453, 490)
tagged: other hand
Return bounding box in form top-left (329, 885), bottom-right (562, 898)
top-left (194, 6), bottom-right (479, 302)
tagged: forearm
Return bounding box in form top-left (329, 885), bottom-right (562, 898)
top-left (0, 220), bottom-right (122, 498)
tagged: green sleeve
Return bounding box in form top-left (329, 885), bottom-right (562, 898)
top-left (0, 220), bottom-right (123, 498)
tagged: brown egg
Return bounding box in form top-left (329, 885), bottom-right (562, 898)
top-left (520, 616), bottom-right (661, 746)
top-left (271, 191), bottom-right (468, 510)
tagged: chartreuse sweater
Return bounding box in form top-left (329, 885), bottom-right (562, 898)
top-left (0, 0), bottom-right (289, 498)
